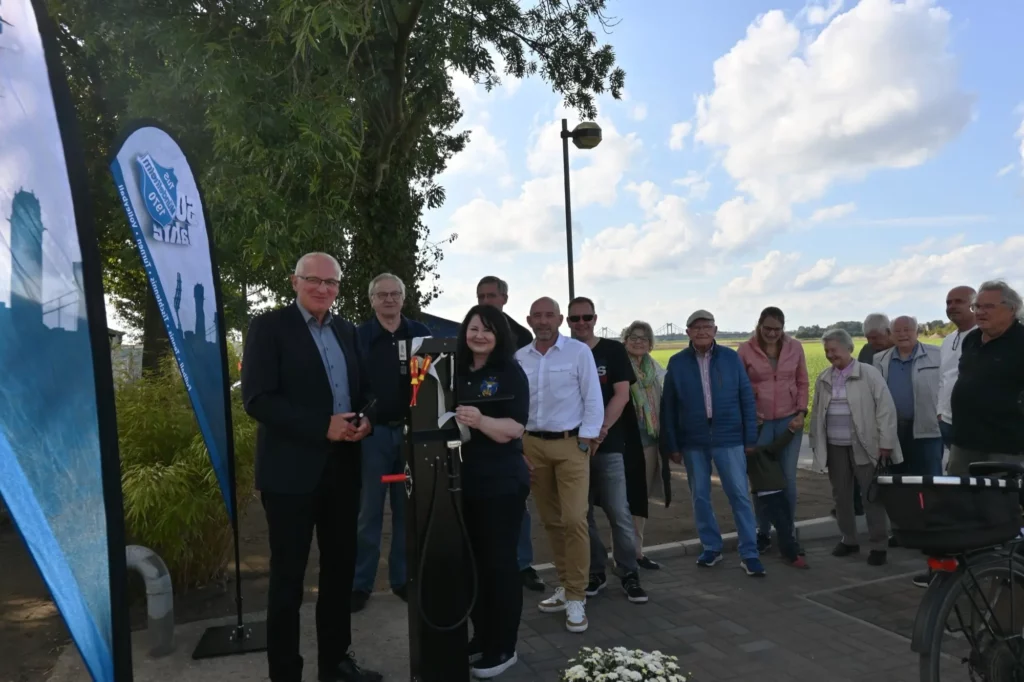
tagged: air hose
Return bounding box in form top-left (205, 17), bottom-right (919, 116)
top-left (414, 444), bottom-right (479, 632)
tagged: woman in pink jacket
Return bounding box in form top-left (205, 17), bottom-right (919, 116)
top-left (737, 307), bottom-right (810, 554)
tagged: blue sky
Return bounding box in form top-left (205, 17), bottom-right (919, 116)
top-left (423, 0), bottom-right (1024, 334)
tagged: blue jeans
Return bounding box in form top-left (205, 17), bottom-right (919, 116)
top-left (517, 507), bottom-right (533, 571)
top-left (587, 451), bottom-right (638, 575)
top-left (353, 425), bottom-right (407, 592)
top-left (897, 420), bottom-right (944, 476)
top-left (754, 415), bottom-right (802, 536)
top-left (683, 445), bottom-right (759, 559)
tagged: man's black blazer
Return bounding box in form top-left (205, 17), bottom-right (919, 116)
top-left (241, 303), bottom-right (376, 495)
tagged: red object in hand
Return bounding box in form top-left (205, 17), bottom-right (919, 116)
top-left (381, 474), bottom-right (408, 484)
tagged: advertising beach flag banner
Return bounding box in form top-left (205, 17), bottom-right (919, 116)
top-left (109, 123), bottom-right (235, 521)
top-left (0, 0), bottom-right (132, 680)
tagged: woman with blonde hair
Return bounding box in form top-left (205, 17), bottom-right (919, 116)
top-left (621, 320), bottom-right (671, 570)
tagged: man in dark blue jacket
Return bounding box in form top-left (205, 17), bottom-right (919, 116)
top-left (661, 310), bottom-right (765, 576)
top-left (351, 273), bottom-right (432, 613)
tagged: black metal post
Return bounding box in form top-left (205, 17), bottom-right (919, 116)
top-left (560, 119), bottom-right (575, 301)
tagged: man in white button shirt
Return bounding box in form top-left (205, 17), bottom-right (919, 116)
top-left (912, 285), bottom-right (976, 589)
top-left (515, 296), bottom-right (604, 633)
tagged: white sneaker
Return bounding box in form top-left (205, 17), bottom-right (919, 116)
top-left (538, 587), bottom-right (566, 613)
top-left (565, 600), bottom-right (588, 633)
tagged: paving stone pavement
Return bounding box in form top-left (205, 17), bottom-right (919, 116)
top-left (498, 538), bottom-right (933, 682)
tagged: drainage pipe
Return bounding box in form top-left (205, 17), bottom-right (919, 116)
top-left (125, 545), bottom-right (175, 657)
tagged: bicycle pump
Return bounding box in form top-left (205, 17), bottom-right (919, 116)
top-left (380, 337), bottom-right (474, 682)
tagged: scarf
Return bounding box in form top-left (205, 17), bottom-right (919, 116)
top-left (629, 353), bottom-right (662, 439)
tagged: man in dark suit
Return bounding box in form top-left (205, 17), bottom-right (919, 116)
top-left (242, 252), bottom-right (383, 682)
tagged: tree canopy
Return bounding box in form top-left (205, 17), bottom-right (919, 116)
top-left (49, 0), bottom-right (626, 348)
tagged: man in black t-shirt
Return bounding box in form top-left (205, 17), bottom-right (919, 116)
top-left (949, 280), bottom-right (1024, 473)
top-left (477, 275), bottom-right (544, 592)
top-left (567, 297), bottom-right (648, 605)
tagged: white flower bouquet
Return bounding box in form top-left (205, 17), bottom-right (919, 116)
top-left (559, 646), bottom-right (690, 682)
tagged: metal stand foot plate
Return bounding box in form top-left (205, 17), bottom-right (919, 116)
top-left (191, 619), bottom-right (268, 659)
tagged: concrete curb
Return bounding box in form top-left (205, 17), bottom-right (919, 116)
top-left (532, 514), bottom-right (871, 572)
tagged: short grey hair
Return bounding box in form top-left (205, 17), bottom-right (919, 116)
top-left (863, 313), bottom-right (890, 335)
top-left (477, 276), bottom-right (508, 296)
top-left (294, 252), bottom-right (341, 277)
top-left (822, 327), bottom-right (855, 352)
top-left (622, 320), bottom-right (656, 349)
top-left (368, 272), bottom-right (406, 299)
top-left (977, 280), bottom-right (1024, 319)
top-left (892, 315), bottom-right (918, 329)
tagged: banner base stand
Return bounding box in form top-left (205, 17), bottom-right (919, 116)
top-left (191, 620), bottom-right (267, 660)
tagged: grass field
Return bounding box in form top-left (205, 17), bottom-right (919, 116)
top-left (650, 337), bottom-right (940, 429)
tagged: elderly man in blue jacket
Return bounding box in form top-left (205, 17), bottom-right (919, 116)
top-left (661, 310), bottom-right (765, 576)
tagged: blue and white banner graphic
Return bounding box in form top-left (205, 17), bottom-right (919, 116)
top-left (109, 123), bottom-right (235, 521)
top-left (0, 0), bottom-right (131, 680)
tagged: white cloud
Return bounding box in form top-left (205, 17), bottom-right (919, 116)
top-left (695, 0), bottom-right (974, 250)
top-left (713, 236), bottom-right (1024, 330)
top-left (793, 258), bottom-right (837, 290)
top-left (440, 125), bottom-right (508, 178)
top-left (806, 0), bottom-right (844, 25)
top-left (668, 122), bottom-right (693, 151)
top-left (672, 171), bottom-right (712, 200)
top-left (722, 250), bottom-right (801, 296)
top-left (809, 202), bottom-right (856, 222)
top-left (631, 104), bottom-right (648, 121)
top-left (901, 234), bottom-right (965, 254)
top-left (571, 184), bottom-right (705, 283)
top-left (996, 163), bottom-right (1015, 178)
top-left (446, 112), bottom-right (641, 254)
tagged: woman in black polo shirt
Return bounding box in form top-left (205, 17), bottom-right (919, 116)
top-left (454, 304), bottom-right (530, 679)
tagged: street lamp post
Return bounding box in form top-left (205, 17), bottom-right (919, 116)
top-left (560, 118), bottom-right (602, 301)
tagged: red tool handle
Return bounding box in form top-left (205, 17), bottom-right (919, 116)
top-left (381, 474), bottom-right (408, 484)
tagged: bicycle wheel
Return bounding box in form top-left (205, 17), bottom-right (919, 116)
top-left (922, 554), bottom-right (1024, 682)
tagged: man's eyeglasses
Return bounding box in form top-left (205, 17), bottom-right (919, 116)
top-left (297, 275), bottom-right (340, 289)
top-left (373, 291), bottom-right (403, 301)
top-left (568, 314), bottom-right (595, 323)
top-left (970, 303), bottom-right (999, 312)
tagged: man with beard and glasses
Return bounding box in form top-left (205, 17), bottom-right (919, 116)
top-left (565, 297), bottom-right (649, 606)
top-left (515, 297), bottom-right (604, 633)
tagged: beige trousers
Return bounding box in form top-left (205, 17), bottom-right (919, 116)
top-left (524, 434), bottom-right (591, 601)
top-left (827, 443), bottom-right (889, 552)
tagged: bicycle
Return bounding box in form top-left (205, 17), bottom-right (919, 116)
top-left (876, 460), bottom-right (1024, 682)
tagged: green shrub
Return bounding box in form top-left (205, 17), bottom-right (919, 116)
top-left (115, 351), bottom-right (256, 589)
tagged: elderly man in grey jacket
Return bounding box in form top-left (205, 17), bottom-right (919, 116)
top-left (873, 315), bottom-right (943, 476)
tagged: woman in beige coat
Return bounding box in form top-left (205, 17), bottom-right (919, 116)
top-left (809, 328), bottom-right (902, 566)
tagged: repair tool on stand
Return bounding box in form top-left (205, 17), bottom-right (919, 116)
top-left (378, 337), bottom-right (471, 682)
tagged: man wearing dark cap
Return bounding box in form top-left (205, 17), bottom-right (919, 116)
top-left (661, 310), bottom-right (765, 576)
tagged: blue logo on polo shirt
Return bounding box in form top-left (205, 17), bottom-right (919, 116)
top-left (480, 377), bottom-right (499, 397)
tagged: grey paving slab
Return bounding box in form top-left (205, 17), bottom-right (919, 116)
top-left (47, 539), bottom-right (939, 682)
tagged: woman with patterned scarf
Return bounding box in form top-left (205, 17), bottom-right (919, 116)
top-left (623, 321), bottom-right (669, 570)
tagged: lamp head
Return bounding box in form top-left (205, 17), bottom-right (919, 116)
top-left (572, 121), bottom-right (602, 150)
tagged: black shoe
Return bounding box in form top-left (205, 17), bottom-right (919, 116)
top-left (912, 572), bottom-right (933, 588)
top-left (756, 533), bottom-right (773, 553)
top-left (471, 651), bottom-right (518, 679)
top-left (867, 550), bottom-right (887, 566)
top-left (319, 652), bottom-right (382, 682)
top-left (520, 567), bottom-right (545, 592)
top-left (830, 508), bottom-right (837, 518)
top-left (468, 638), bottom-right (484, 664)
top-left (350, 591), bottom-right (370, 613)
top-left (584, 572), bottom-right (607, 597)
top-left (393, 584), bottom-right (408, 602)
top-left (622, 572), bottom-right (648, 604)
top-left (637, 555), bottom-right (661, 570)
top-left (831, 542), bottom-right (860, 557)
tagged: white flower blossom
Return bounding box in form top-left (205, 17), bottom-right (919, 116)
top-left (558, 647), bottom-right (690, 682)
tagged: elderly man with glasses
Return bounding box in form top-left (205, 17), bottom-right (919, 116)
top-left (351, 273), bottom-right (431, 613)
top-left (661, 310), bottom-right (765, 577)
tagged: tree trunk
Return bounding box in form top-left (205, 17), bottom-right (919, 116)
top-left (141, 287), bottom-right (170, 372)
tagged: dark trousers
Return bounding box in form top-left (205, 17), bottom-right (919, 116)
top-left (757, 491), bottom-right (801, 561)
top-left (261, 466), bottom-right (359, 682)
top-left (464, 489), bottom-right (527, 658)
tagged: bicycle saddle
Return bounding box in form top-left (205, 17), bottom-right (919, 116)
top-left (968, 461), bottom-right (1024, 478)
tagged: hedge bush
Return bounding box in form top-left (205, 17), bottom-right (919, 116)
top-left (115, 351), bottom-right (255, 589)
